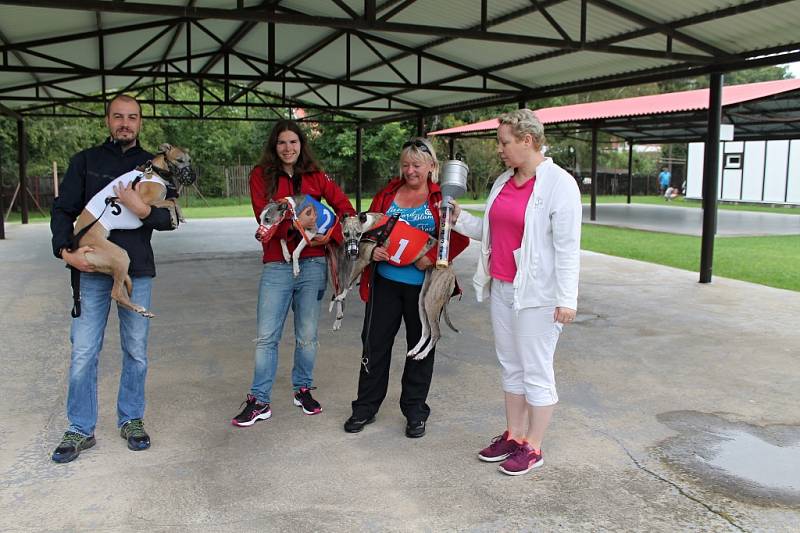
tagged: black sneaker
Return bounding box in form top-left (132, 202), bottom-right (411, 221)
top-left (293, 387), bottom-right (322, 415)
top-left (232, 394), bottom-right (272, 427)
top-left (405, 420), bottom-right (426, 438)
top-left (344, 414), bottom-right (375, 433)
top-left (120, 419), bottom-right (151, 451)
top-left (52, 431), bottom-right (96, 463)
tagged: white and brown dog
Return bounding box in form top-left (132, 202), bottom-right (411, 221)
top-left (69, 144), bottom-right (195, 318)
top-left (256, 194), bottom-right (337, 277)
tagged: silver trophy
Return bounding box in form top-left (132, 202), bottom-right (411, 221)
top-left (436, 159), bottom-right (469, 269)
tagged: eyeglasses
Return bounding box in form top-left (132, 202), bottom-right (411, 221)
top-left (402, 139), bottom-right (432, 157)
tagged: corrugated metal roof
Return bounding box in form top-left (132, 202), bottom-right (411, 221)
top-left (428, 79), bottom-right (800, 135)
top-left (0, 0), bottom-right (799, 122)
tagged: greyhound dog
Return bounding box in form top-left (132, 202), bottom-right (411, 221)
top-left (326, 212), bottom-right (383, 330)
top-left (69, 144), bottom-right (195, 318)
top-left (406, 266), bottom-right (459, 360)
top-left (256, 194), bottom-right (337, 277)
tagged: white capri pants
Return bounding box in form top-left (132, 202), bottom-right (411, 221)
top-left (490, 280), bottom-right (562, 406)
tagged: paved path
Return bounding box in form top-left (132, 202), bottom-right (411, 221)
top-left (462, 203), bottom-right (800, 236)
top-left (1, 220), bottom-right (798, 531)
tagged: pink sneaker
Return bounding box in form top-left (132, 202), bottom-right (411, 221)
top-left (498, 443), bottom-right (543, 476)
top-left (478, 431), bottom-right (520, 462)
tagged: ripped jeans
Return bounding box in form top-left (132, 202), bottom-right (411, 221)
top-left (249, 257), bottom-right (328, 404)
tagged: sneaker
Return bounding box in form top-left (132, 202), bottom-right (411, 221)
top-left (120, 419), bottom-right (151, 451)
top-left (478, 431), bottom-right (520, 462)
top-left (343, 414), bottom-right (376, 433)
top-left (52, 431), bottom-right (96, 463)
top-left (405, 420), bottom-right (426, 438)
top-left (232, 394), bottom-right (272, 427)
top-left (498, 443), bottom-right (544, 476)
top-left (293, 387), bottom-right (322, 415)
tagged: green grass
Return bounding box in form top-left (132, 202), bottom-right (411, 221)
top-left (581, 224), bottom-right (800, 291)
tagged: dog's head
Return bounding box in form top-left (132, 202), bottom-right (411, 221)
top-left (341, 212), bottom-right (383, 260)
top-left (255, 200), bottom-right (292, 242)
top-left (153, 143), bottom-right (196, 186)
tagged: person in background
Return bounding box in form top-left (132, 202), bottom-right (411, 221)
top-left (343, 137), bottom-right (469, 438)
top-left (231, 120), bottom-right (355, 427)
top-left (451, 109), bottom-right (582, 476)
top-left (658, 167), bottom-right (672, 195)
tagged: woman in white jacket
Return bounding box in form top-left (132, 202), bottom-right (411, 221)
top-left (452, 109), bottom-right (582, 476)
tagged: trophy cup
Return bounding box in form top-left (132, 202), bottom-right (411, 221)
top-left (436, 159), bottom-right (469, 269)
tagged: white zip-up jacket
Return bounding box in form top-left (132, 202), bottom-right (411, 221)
top-left (454, 158), bottom-right (582, 311)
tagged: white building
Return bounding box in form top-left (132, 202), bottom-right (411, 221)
top-left (686, 139), bottom-right (800, 205)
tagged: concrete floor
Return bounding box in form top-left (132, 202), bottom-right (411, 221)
top-left (580, 203), bottom-right (800, 236)
top-left (1, 219), bottom-right (799, 532)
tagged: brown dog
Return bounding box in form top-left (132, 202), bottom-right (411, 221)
top-left (70, 144), bottom-right (194, 318)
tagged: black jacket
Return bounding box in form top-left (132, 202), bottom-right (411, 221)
top-left (50, 138), bottom-right (175, 277)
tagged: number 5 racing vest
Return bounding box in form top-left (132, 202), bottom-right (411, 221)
top-left (84, 169), bottom-right (168, 232)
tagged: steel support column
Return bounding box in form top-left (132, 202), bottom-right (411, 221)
top-left (448, 137), bottom-right (455, 159)
top-left (355, 125), bottom-right (363, 212)
top-left (416, 115), bottom-right (424, 137)
top-left (17, 118), bottom-right (28, 224)
top-left (627, 139), bottom-right (633, 204)
top-left (700, 72), bottom-right (723, 283)
top-left (590, 122), bottom-right (598, 221)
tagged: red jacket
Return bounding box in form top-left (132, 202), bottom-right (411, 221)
top-left (250, 166), bottom-right (356, 263)
top-left (359, 177), bottom-right (470, 302)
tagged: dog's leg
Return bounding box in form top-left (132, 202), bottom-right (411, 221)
top-left (291, 239), bottom-right (309, 277)
top-left (411, 267), bottom-right (457, 360)
top-left (280, 239), bottom-right (291, 263)
top-left (407, 270), bottom-right (433, 357)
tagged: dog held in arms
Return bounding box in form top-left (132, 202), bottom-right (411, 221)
top-left (255, 194), bottom-right (338, 278)
top-left (68, 144), bottom-right (195, 318)
top-left (329, 213), bottom-right (460, 359)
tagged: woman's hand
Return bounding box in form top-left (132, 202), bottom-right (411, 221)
top-left (371, 246), bottom-right (390, 262)
top-left (414, 256), bottom-right (433, 271)
top-left (449, 199), bottom-right (461, 223)
top-left (554, 307), bottom-right (576, 324)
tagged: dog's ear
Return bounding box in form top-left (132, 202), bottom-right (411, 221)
top-left (158, 143), bottom-right (173, 154)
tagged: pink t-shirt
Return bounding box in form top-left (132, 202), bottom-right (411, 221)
top-left (488, 176), bottom-right (535, 282)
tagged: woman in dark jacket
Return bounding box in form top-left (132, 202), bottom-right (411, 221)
top-left (344, 137), bottom-right (469, 438)
top-left (232, 120), bottom-right (355, 427)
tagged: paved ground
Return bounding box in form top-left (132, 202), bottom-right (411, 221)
top-left (463, 202), bottom-right (800, 236)
top-left (581, 203), bottom-right (800, 236)
top-left (1, 219), bottom-right (799, 532)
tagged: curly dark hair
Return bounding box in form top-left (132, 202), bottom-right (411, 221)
top-left (255, 119), bottom-right (321, 197)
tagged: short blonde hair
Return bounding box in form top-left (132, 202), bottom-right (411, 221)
top-left (498, 108), bottom-right (546, 149)
top-left (399, 137), bottom-right (439, 183)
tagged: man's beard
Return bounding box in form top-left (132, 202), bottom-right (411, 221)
top-left (111, 130), bottom-right (137, 148)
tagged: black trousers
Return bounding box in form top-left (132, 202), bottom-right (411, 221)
top-left (351, 272), bottom-right (435, 422)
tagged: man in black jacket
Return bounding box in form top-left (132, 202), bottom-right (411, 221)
top-left (50, 94), bottom-right (175, 463)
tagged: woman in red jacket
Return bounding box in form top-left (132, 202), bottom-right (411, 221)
top-left (343, 137), bottom-right (469, 438)
top-left (232, 120), bottom-right (355, 427)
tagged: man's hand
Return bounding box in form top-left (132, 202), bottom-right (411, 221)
top-left (62, 246), bottom-right (96, 272)
top-left (554, 306), bottom-right (576, 324)
top-left (113, 181), bottom-right (151, 219)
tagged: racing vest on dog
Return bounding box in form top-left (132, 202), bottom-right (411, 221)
top-left (365, 214), bottom-right (433, 267)
top-left (85, 169), bottom-right (168, 232)
top-left (289, 194), bottom-right (337, 242)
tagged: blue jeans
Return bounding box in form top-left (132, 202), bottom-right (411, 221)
top-left (67, 273), bottom-right (152, 437)
top-left (250, 257), bottom-right (328, 404)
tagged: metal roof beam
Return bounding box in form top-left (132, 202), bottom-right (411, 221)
top-left (0, 28), bottom-right (55, 99)
top-left (586, 0), bottom-right (727, 57)
top-left (0, 1), bottom-right (720, 62)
